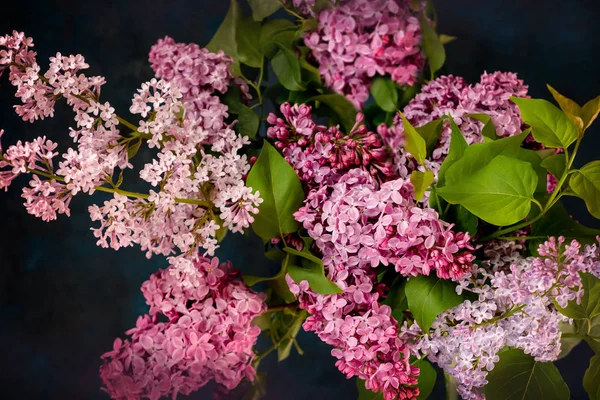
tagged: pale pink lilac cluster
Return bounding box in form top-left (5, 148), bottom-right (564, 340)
top-left (286, 168), bottom-right (473, 399)
top-left (0, 31), bottom-right (261, 259)
top-left (267, 103), bottom-right (395, 189)
top-left (303, 0), bottom-right (424, 108)
top-left (100, 255), bottom-right (266, 400)
top-left (0, 31), bottom-right (129, 220)
top-left (402, 237), bottom-right (600, 399)
top-left (379, 72), bottom-right (529, 174)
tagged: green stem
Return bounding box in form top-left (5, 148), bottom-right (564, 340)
top-left (497, 235), bottom-right (549, 241)
top-left (444, 371), bottom-right (459, 400)
top-left (25, 167), bottom-right (210, 207)
top-left (477, 214), bottom-right (544, 243)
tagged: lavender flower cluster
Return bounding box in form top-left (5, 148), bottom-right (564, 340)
top-left (302, 0), bottom-right (424, 108)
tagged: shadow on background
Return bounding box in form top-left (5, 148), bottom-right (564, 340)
top-left (0, 1), bottom-right (598, 399)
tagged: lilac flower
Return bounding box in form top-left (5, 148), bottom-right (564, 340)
top-left (100, 255), bottom-right (267, 399)
top-left (403, 237), bottom-right (600, 399)
top-left (302, 0), bottom-right (424, 108)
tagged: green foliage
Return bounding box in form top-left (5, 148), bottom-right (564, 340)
top-left (418, 13), bottom-right (445, 79)
top-left (442, 131), bottom-right (527, 184)
top-left (581, 96), bottom-right (600, 130)
top-left (569, 161), bottom-right (600, 219)
top-left (447, 205), bottom-right (478, 236)
top-left (541, 153), bottom-right (566, 179)
top-left (248, 0), bottom-right (282, 21)
top-left (247, 141), bottom-right (305, 243)
top-left (235, 105), bottom-right (260, 139)
top-left (275, 309), bottom-right (308, 361)
top-left (529, 200), bottom-right (600, 253)
top-left (309, 93), bottom-right (358, 132)
top-left (356, 379), bottom-right (383, 400)
top-left (284, 246), bottom-right (343, 294)
top-left (584, 355), bottom-right (600, 400)
top-left (236, 17), bottom-right (263, 68)
top-left (260, 19), bottom-right (296, 58)
top-left (382, 279), bottom-right (408, 324)
top-left (410, 170), bottom-right (435, 201)
top-left (485, 348), bottom-right (569, 400)
top-left (272, 44), bottom-right (306, 91)
top-left (416, 118), bottom-right (444, 156)
top-left (370, 77), bottom-right (399, 112)
top-left (405, 275), bottom-right (463, 332)
top-left (555, 272), bottom-right (600, 320)
top-left (206, 0), bottom-right (242, 75)
top-left (437, 155), bottom-right (538, 226)
top-left (511, 97), bottom-right (578, 148)
top-left (437, 119), bottom-right (468, 186)
top-left (243, 252), bottom-right (296, 303)
top-left (399, 112), bottom-right (427, 164)
top-left (467, 113), bottom-right (499, 140)
top-left (415, 359), bottom-right (437, 400)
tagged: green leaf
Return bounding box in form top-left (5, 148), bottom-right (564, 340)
top-left (437, 155), bottom-right (538, 226)
top-left (416, 118), bottom-right (444, 155)
top-left (584, 355), bottom-right (600, 400)
top-left (405, 275), bottom-right (463, 332)
top-left (416, 359), bottom-right (437, 400)
top-left (442, 130), bottom-right (528, 185)
top-left (236, 17), bottom-right (263, 68)
top-left (248, 0), bottom-right (282, 21)
top-left (529, 199), bottom-right (600, 253)
top-left (485, 348), bottom-right (569, 400)
top-left (272, 45), bottom-right (306, 91)
top-left (510, 97), bottom-right (578, 148)
top-left (437, 119), bottom-right (468, 186)
top-left (400, 112), bottom-right (427, 164)
top-left (582, 96), bottom-right (600, 130)
top-left (247, 141), bottom-right (304, 242)
top-left (569, 161), bottom-right (600, 219)
top-left (540, 153), bottom-right (566, 179)
top-left (555, 272), bottom-right (600, 320)
top-left (252, 313), bottom-right (272, 331)
top-left (418, 13), bottom-right (445, 78)
top-left (277, 310), bottom-right (307, 361)
top-left (557, 322), bottom-right (581, 359)
top-left (127, 138), bottom-right (142, 160)
top-left (383, 280), bottom-right (408, 324)
top-left (206, 0), bottom-right (241, 75)
top-left (370, 77), bottom-right (399, 112)
top-left (356, 379), bottom-right (383, 400)
top-left (259, 19), bottom-right (296, 58)
top-left (243, 253), bottom-right (296, 303)
top-left (439, 34), bottom-right (457, 45)
top-left (236, 105), bottom-right (260, 139)
top-left (467, 113), bottom-right (499, 140)
top-left (284, 247), bottom-right (343, 294)
top-left (547, 84), bottom-right (582, 117)
top-left (411, 170), bottom-right (435, 201)
top-left (298, 46), bottom-right (321, 84)
top-left (448, 205), bottom-right (478, 236)
top-left (309, 93), bottom-right (357, 133)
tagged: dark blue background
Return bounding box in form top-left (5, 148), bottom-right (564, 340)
top-left (0, 1), bottom-right (598, 399)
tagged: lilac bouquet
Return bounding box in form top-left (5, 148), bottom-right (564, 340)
top-left (1, 0), bottom-right (599, 399)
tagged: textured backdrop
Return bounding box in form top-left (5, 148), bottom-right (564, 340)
top-left (0, 1), bottom-right (599, 399)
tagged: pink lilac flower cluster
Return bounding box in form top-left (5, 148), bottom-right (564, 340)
top-left (288, 274), bottom-right (420, 400)
top-left (100, 255), bottom-right (266, 400)
top-left (0, 31), bottom-right (261, 259)
top-left (303, 0), bottom-right (424, 108)
top-left (286, 169), bottom-right (474, 399)
top-left (295, 168), bottom-right (474, 280)
top-left (401, 237), bottom-right (600, 399)
top-left (0, 31), bottom-right (129, 220)
top-left (267, 103), bottom-right (395, 189)
top-left (379, 72), bottom-right (529, 175)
